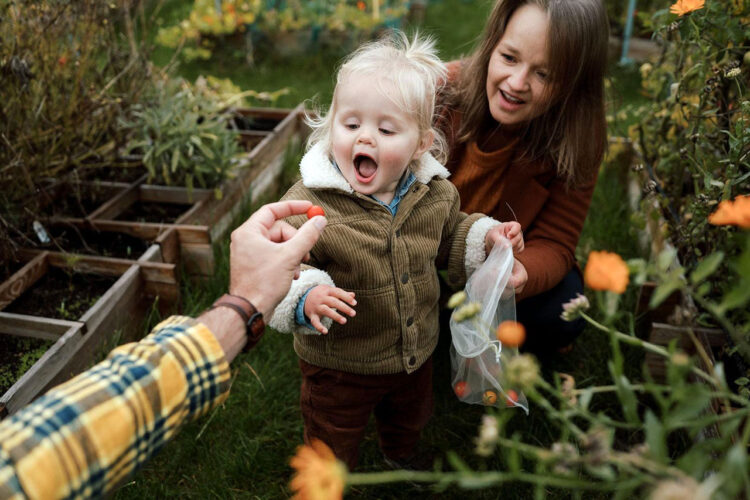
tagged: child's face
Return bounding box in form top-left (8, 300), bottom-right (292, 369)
top-left (330, 74), bottom-right (430, 205)
top-left (485, 3), bottom-right (552, 128)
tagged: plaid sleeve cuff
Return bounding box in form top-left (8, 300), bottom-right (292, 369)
top-left (142, 315), bottom-right (232, 420)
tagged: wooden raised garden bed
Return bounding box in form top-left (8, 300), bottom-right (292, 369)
top-left (0, 105), bottom-right (307, 416)
top-left (0, 250), bottom-right (179, 417)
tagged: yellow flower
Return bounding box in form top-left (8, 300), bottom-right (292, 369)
top-left (669, 0), bottom-right (705, 16)
top-left (584, 251), bottom-right (629, 294)
top-left (708, 195), bottom-right (750, 228)
top-left (290, 439), bottom-right (346, 500)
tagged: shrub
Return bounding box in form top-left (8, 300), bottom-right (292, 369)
top-left (623, 1), bottom-right (750, 362)
top-left (119, 76), bottom-right (241, 191)
top-left (0, 0), bottom-right (150, 265)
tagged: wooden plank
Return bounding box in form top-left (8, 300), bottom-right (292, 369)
top-left (645, 322), bottom-right (723, 381)
top-left (87, 178), bottom-right (141, 220)
top-left (181, 243), bottom-right (214, 276)
top-left (138, 244), bottom-right (163, 264)
top-left (0, 312), bottom-right (81, 341)
top-left (0, 322), bottom-right (86, 416)
top-left (79, 264), bottom-right (140, 335)
top-left (174, 199), bottom-right (206, 225)
top-left (156, 228), bottom-right (180, 264)
top-left (139, 184), bottom-right (212, 204)
top-left (0, 252), bottom-right (49, 310)
top-left (17, 250), bottom-right (179, 284)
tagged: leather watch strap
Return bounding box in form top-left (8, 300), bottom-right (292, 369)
top-left (210, 294), bottom-right (265, 352)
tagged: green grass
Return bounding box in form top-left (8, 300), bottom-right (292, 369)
top-left (115, 2), bottom-right (649, 498)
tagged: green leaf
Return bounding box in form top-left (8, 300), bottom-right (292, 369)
top-left (649, 278), bottom-right (682, 309)
top-left (657, 247), bottom-right (677, 272)
top-left (171, 148), bottom-right (181, 173)
top-left (644, 410), bottom-right (666, 460)
top-left (690, 252), bottom-right (724, 284)
top-left (718, 283), bottom-right (750, 312)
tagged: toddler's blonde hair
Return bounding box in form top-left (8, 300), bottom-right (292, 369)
top-left (306, 30), bottom-right (448, 165)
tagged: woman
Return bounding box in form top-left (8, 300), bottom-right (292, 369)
top-left (439, 0), bottom-right (609, 352)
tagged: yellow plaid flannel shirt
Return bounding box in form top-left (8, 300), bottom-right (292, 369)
top-left (0, 316), bottom-right (231, 499)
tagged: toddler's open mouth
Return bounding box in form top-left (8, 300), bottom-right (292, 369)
top-left (354, 153), bottom-right (378, 183)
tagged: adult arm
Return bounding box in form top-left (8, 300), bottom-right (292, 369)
top-left (0, 200), bottom-right (326, 499)
top-left (515, 174), bottom-right (597, 300)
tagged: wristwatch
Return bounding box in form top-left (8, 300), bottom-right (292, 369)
top-left (210, 294), bottom-right (265, 351)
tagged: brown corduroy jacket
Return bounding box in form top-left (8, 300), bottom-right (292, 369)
top-left (268, 143), bottom-right (497, 374)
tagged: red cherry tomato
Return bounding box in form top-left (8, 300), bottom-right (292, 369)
top-left (454, 381), bottom-right (469, 398)
top-left (307, 205), bottom-right (325, 219)
top-left (505, 389), bottom-right (519, 407)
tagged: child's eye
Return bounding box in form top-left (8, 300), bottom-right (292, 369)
top-left (536, 70), bottom-right (548, 81)
top-left (379, 128), bottom-right (395, 135)
top-left (501, 53), bottom-right (515, 63)
top-left (345, 123), bottom-right (359, 130)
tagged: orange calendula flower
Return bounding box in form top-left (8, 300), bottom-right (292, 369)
top-left (357, 1), bottom-right (366, 11)
top-left (708, 195), bottom-right (750, 228)
top-left (496, 320), bottom-right (526, 348)
top-left (290, 439), bottom-right (346, 500)
top-left (584, 251), bottom-right (629, 294)
top-left (669, 0), bottom-right (705, 16)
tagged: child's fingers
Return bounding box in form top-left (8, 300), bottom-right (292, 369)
top-left (324, 296), bottom-right (356, 318)
top-left (310, 314), bottom-right (328, 335)
top-left (320, 305), bottom-right (349, 325)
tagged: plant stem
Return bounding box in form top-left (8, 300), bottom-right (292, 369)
top-left (579, 312), bottom-right (716, 386)
top-left (347, 470), bottom-right (633, 491)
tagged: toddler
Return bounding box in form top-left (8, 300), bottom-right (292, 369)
top-left (269, 31), bottom-right (522, 469)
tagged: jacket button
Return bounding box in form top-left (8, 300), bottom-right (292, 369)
top-left (408, 356), bottom-right (416, 366)
top-left (401, 273), bottom-right (409, 284)
top-left (406, 317), bottom-right (414, 327)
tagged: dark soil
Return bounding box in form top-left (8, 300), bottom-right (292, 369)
top-left (41, 226), bottom-right (151, 259)
top-left (40, 183), bottom-right (123, 219)
top-left (115, 201), bottom-right (191, 223)
top-left (1, 261), bottom-right (24, 283)
top-left (232, 115), bottom-right (280, 132)
top-left (0, 335), bottom-right (54, 396)
top-left (76, 165), bottom-right (146, 184)
top-left (4, 267), bottom-right (116, 320)
top-left (238, 133), bottom-right (264, 152)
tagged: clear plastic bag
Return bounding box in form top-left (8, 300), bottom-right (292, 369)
top-left (449, 242), bottom-right (528, 413)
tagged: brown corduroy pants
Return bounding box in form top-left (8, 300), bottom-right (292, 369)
top-left (298, 357), bottom-right (434, 470)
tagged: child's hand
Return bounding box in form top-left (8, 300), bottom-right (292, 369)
top-left (485, 222), bottom-right (524, 256)
top-left (304, 285), bottom-right (357, 334)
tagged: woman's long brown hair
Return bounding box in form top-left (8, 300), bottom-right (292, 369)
top-left (449, 0), bottom-right (609, 188)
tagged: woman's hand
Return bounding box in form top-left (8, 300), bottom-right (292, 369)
top-left (510, 258), bottom-right (528, 296)
top-left (304, 285), bottom-right (357, 334)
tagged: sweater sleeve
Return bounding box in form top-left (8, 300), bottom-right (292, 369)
top-left (0, 316), bottom-right (230, 499)
top-left (437, 184), bottom-right (491, 289)
top-left (515, 172), bottom-right (597, 300)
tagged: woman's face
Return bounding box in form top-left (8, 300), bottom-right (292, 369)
top-left (485, 3), bottom-right (552, 128)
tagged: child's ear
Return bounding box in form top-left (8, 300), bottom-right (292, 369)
top-left (412, 129), bottom-right (435, 160)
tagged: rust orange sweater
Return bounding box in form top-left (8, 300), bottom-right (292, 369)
top-left (440, 61), bottom-right (598, 300)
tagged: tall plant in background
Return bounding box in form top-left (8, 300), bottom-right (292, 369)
top-left (120, 75), bottom-right (241, 191)
top-left (0, 0), bottom-right (150, 265)
top-left (626, 1), bottom-right (750, 360)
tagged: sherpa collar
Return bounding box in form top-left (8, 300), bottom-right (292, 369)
top-left (299, 142), bottom-right (450, 192)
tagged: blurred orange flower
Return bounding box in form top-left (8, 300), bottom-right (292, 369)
top-left (496, 320), bottom-right (526, 348)
top-left (58, 55), bottom-right (68, 67)
top-left (584, 251), bottom-right (629, 294)
top-left (708, 195), bottom-right (750, 228)
top-left (669, 0), bottom-right (705, 16)
top-left (357, 1), bottom-right (366, 11)
top-left (290, 439), bottom-right (346, 500)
